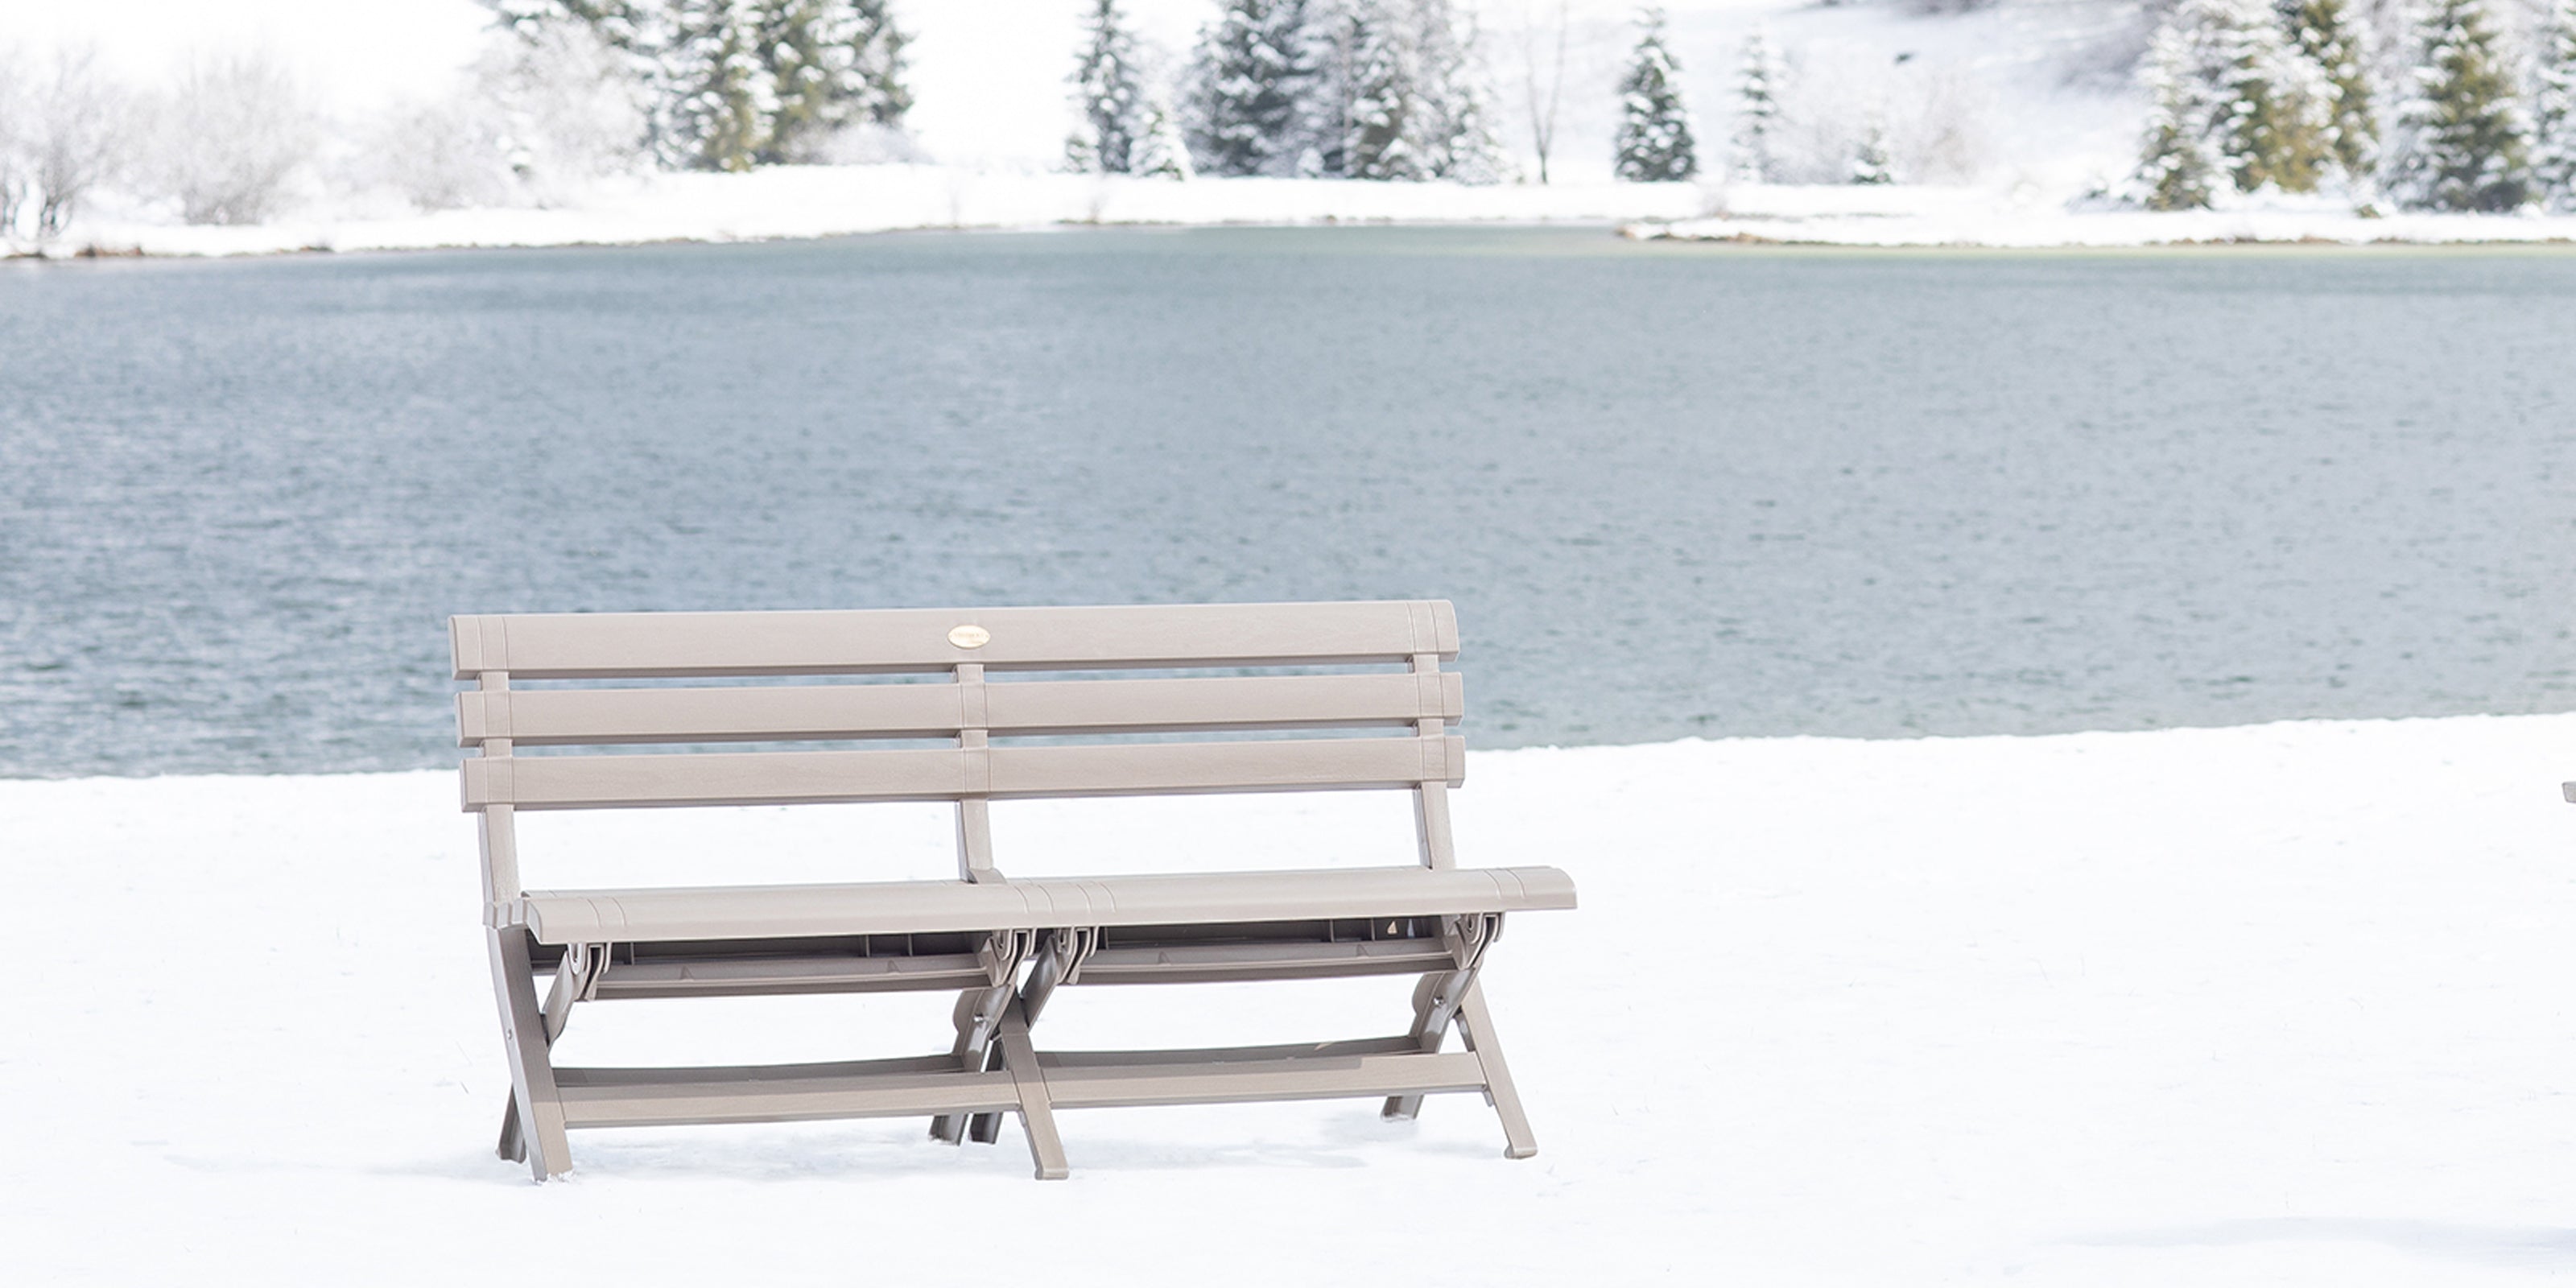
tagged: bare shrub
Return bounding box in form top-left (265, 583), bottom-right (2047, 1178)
top-left (25, 47), bottom-right (134, 238)
top-left (0, 48), bottom-right (27, 237)
top-left (365, 97), bottom-right (512, 212)
top-left (471, 23), bottom-right (650, 200)
top-left (154, 52), bottom-right (317, 225)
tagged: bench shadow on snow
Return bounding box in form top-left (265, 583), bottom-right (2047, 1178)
top-left (2075, 1219), bottom-right (2576, 1269)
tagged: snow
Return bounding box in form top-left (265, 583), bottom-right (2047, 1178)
top-left (13, 713), bottom-right (2576, 1283)
top-left (58, 166), bottom-right (1708, 257)
top-left (1633, 183), bottom-right (2576, 245)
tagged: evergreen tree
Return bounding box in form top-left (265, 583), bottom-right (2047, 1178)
top-left (2384, 0), bottom-right (2531, 211)
top-left (485, 0), bottom-right (904, 170)
top-left (1731, 31), bottom-right (1779, 183)
top-left (2532, 0), bottom-right (2576, 210)
top-left (2277, 0), bottom-right (2374, 180)
top-left (1410, 0), bottom-right (1508, 184)
top-left (754, 0), bottom-right (844, 163)
top-left (1613, 8), bottom-right (1695, 182)
top-left (1187, 0), bottom-right (1312, 177)
top-left (845, 0), bottom-right (910, 127)
top-left (1134, 89), bottom-right (1197, 178)
top-left (666, 0), bottom-right (769, 171)
top-left (1300, 2), bottom-right (1360, 176)
top-left (1067, 0), bottom-right (1150, 173)
top-left (1851, 115), bottom-right (1893, 184)
top-left (750, 1), bottom-right (912, 163)
top-left (2135, 11), bottom-right (2227, 209)
top-left (1342, 1), bottom-right (1426, 180)
top-left (2129, 0), bottom-right (2334, 207)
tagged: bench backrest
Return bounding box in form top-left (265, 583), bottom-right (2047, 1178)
top-left (453, 601), bottom-right (1468, 910)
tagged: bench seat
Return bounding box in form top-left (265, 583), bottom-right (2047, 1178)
top-left (510, 865), bottom-right (1577, 944)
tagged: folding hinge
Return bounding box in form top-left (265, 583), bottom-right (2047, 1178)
top-left (1442, 912), bottom-right (1504, 972)
top-left (568, 941), bottom-right (612, 1001)
top-left (1055, 926), bottom-right (1102, 985)
top-left (978, 928), bottom-right (1037, 988)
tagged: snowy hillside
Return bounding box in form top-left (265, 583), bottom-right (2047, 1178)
top-left (12, 716), bottom-right (2576, 1284)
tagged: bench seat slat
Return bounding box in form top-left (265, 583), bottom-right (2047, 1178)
top-left (462, 736), bottom-right (1467, 810)
top-left (508, 865), bottom-right (1577, 944)
top-left (452, 601), bottom-right (1459, 679)
top-left (457, 672), bottom-right (1466, 746)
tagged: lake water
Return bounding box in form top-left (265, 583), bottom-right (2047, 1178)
top-left (5, 226), bottom-right (2575, 777)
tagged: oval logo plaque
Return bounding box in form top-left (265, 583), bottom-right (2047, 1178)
top-left (947, 624), bottom-right (991, 650)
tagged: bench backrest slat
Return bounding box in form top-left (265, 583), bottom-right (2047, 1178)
top-left (457, 672), bottom-right (1465, 746)
top-left (452, 601), bottom-right (1459, 679)
top-left (453, 601), bottom-right (1468, 822)
top-left (461, 736), bottom-right (1465, 811)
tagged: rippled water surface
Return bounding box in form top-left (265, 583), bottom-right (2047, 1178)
top-left (6, 228), bottom-right (2575, 775)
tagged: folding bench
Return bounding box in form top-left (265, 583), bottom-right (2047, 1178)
top-left (454, 601), bottom-right (1576, 1180)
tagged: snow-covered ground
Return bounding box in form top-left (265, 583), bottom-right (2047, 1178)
top-left (1633, 184), bottom-right (2576, 246)
top-left (13, 714), bottom-right (2576, 1284)
top-left (61, 167), bottom-right (1711, 258)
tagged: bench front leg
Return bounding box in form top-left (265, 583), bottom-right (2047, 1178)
top-left (488, 927), bottom-right (572, 1180)
top-left (499, 941), bottom-right (601, 1162)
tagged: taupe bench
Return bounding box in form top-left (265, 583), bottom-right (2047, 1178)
top-left (455, 601), bottom-right (1575, 1180)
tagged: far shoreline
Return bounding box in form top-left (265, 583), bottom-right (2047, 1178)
top-left (11, 167), bottom-right (2576, 264)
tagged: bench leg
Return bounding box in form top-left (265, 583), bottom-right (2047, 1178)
top-left (1381, 972), bottom-right (1453, 1122)
top-left (994, 997), bottom-right (1070, 1179)
top-left (1455, 980), bottom-right (1538, 1159)
top-left (488, 928), bottom-right (572, 1180)
top-left (498, 945), bottom-right (595, 1163)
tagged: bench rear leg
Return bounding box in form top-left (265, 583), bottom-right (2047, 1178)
top-left (931, 984), bottom-right (1013, 1145)
top-left (488, 927), bottom-right (572, 1180)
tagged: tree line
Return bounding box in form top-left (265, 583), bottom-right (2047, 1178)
top-left (2137, 0), bottom-right (2576, 212)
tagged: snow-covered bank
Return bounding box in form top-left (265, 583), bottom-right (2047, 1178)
top-left (11, 715), bottom-right (2576, 1284)
top-left (28, 167), bottom-right (1710, 258)
top-left (1631, 184), bottom-right (2576, 247)
top-left (35, 169), bottom-right (2576, 260)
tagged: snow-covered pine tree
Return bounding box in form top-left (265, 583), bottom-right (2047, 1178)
top-left (1342, 1), bottom-right (1426, 180)
top-left (1299, 2), bottom-right (1360, 175)
top-left (2384, 0), bottom-right (2531, 210)
top-left (2128, 0), bottom-right (2334, 206)
top-left (1133, 89), bottom-right (1196, 178)
top-left (2277, 0), bottom-right (2375, 180)
top-left (1410, 0), bottom-right (1508, 183)
top-left (2231, 2), bottom-right (2334, 193)
top-left (1851, 115), bottom-right (1893, 184)
top-left (1731, 31), bottom-right (1780, 183)
top-left (1614, 8), bottom-right (1695, 182)
top-left (2135, 6), bottom-right (2229, 208)
top-left (664, 0), bottom-right (770, 171)
top-left (754, 0), bottom-right (844, 163)
top-left (2532, 0), bottom-right (2576, 210)
top-left (1187, 0), bottom-right (1312, 177)
top-left (749, 1), bottom-right (911, 163)
top-left (845, 0), bottom-right (910, 127)
top-left (1067, 0), bottom-right (1150, 173)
